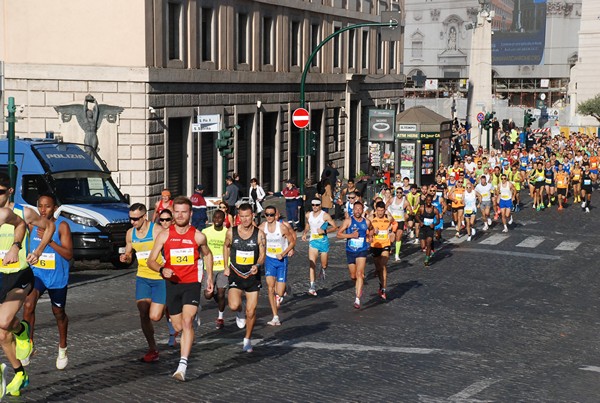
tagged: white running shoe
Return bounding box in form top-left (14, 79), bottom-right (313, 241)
top-left (467, 235), bottom-right (472, 242)
top-left (267, 316), bottom-right (281, 326)
top-left (471, 228), bottom-right (476, 236)
top-left (487, 218), bottom-right (492, 226)
top-left (56, 347), bottom-right (68, 370)
top-left (508, 216), bottom-right (513, 225)
top-left (582, 201), bottom-right (586, 208)
top-left (451, 221), bottom-right (456, 227)
top-left (394, 255), bottom-right (401, 262)
top-left (409, 230), bottom-right (415, 239)
top-left (502, 226), bottom-right (508, 233)
top-left (243, 339), bottom-right (253, 353)
top-left (483, 223), bottom-right (489, 231)
top-left (586, 207), bottom-right (590, 213)
top-left (172, 369), bottom-right (186, 382)
top-left (236, 311), bottom-right (246, 329)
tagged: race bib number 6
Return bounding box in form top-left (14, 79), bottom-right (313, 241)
top-left (34, 253), bottom-right (56, 270)
top-left (170, 248), bottom-right (194, 266)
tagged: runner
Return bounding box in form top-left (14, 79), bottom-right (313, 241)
top-left (202, 210), bottom-right (229, 329)
top-left (147, 196), bottom-right (214, 381)
top-left (370, 201), bottom-right (394, 301)
top-left (22, 194), bottom-right (72, 370)
top-left (508, 164), bottom-right (522, 212)
top-left (0, 173), bottom-right (55, 397)
top-left (555, 163), bottom-right (569, 210)
top-left (571, 162), bottom-right (582, 203)
top-left (223, 203), bottom-right (265, 352)
top-left (498, 174), bottom-right (516, 232)
top-left (301, 199), bottom-right (337, 296)
top-left (429, 184), bottom-right (446, 245)
top-left (406, 185), bottom-right (421, 242)
top-left (386, 188), bottom-right (409, 262)
top-left (475, 175), bottom-right (494, 230)
top-left (157, 209), bottom-right (178, 347)
top-left (463, 183), bottom-right (479, 242)
top-left (581, 165), bottom-right (593, 213)
top-left (153, 189), bottom-right (173, 222)
top-left (448, 180), bottom-right (465, 238)
top-left (416, 195), bottom-right (440, 267)
top-left (259, 206), bottom-right (296, 326)
top-left (543, 160), bottom-right (556, 208)
top-left (337, 201), bottom-right (373, 309)
top-left (530, 161), bottom-right (546, 211)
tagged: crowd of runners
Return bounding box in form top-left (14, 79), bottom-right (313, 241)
top-left (0, 128), bottom-right (597, 393)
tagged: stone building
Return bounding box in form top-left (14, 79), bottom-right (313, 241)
top-left (0, 0), bottom-right (405, 207)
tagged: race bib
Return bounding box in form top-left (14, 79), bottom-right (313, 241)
top-left (267, 246), bottom-right (283, 254)
top-left (574, 175), bottom-right (580, 181)
top-left (375, 230), bottom-right (388, 240)
top-left (34, 252), bottom-right (56, 270)
top-left (455, 193), bottom-right (463, 200)
top-left (481, 192), bottom-right (489, 199)
top-left (501, 194), bottom-right (511, 200)
top-left (235, 250), bottom-right (255, 265)
top-left (349, 237), bottom-right (365, 249)
top-left (136, 250), bottom-right (150, 267)
top-left (423, 218), bottom-right (434, 226)
top-left (545, 178), bottom-right (552, 184)
top-left (584, 179), bottom-right (592, 185)
top-left (311, 233), bottom-right (324, 240)
top-left (213, 254), bottom-right (224, 268)
top-left (170, 248), bottom-right (195, 266)
top-left (392, 213), bottom-right (404, 221)
top-left (0, 250), bottom-right (20, 269)
top-left (465, 208), bottom-right (473, 215)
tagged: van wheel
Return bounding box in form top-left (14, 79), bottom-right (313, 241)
top-left (110, 255), bottom-right (135, 270)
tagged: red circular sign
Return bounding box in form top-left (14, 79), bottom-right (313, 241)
top-left (292, 108), bottom-right (310, 129)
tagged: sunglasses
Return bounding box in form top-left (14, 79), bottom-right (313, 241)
top-left (348, 197), bottom-right (356, 200)
top-left (312, 204), bottom-right (321, 207)
top-left (0, 189), bottom-right (7, 195)
top-left (129, 216), bottom-right (143, 221)
top-left (159, 218), bottom-right (172, 222)
top-left (219, 206), bottom-right (227, 209)
top-left (264, 213), bottom-right (276, 217)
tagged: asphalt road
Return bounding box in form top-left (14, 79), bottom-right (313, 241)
top-left (15, 196), bottom-right (600, 402)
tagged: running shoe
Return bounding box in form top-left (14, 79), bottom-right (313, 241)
top-left (379, 289), bottom-right (387, 301)
top-left (215, 318), bottom-right (225, 330)
top-left (394, 255), bottom-right (400, 262)
top-left (0, 363), bottom-right (5, 399)
top-left (502, 226), bottom-right (508, 233)
top-left (308, 288), bottom-right (318, 296)
top-left (6, 370), bottom-right (28, 397)
top-left (409, 230), bottom-right (415, 239)
top-left (168, 332), bottom-right (179, 347)
top-left (275, 294), bottom-right (282, 307)
top-left (353, 298), bottom-right (361, 309)
top-left (243, 339), bottom-right (253, 353)
top-left (236, 311), bottom-right (247, 329)
top-left (455, 232), bottom-right (460, 238)
top-left (558, 205), bottom-right (563, 211)
top-left (582, 201), bottom-right (586, 209)
top-left (467, 235), bottom-right (472, 242)
top-left (483, 223), bottom-right (489, 231)
top-left (267, 317), bottom-right (281, 326)
top-left (172, 369), bottom-right (186, 382)
top-left (56, 347), bottom-right (68, 370)
top-left (424, 256), bottom-right (430, 266)
top-left (487, 218), bottom-right (492, 226)
top-left (508, 216), bottom-right (513, 225)
top-left (319, 267), bottom-right (327, 280)
top-left (586, 207), bottom-right (590, 213)
top-left (451, 221), bottom-right (456, 227)
top-left (431, 249), bottom-right (435, 257)
top-left (471, 228), bottom-right (476, 236)
top-left (493, 213), bottom-right (499, 220)
top-left (141, 349), bottom-right (159, 363)
top-left (15, 321), bottom-right (32, 362)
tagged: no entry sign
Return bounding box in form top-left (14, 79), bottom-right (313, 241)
top-left (292, 108), bottom-right (310, 129)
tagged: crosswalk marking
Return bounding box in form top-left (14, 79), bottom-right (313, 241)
top-left (479, 234), bottom-right (509, 245)
top-left (554, 241), bottom-right (581, 251)
top-left (516, 236), bottom-right (545, 248)
top-left (447, 235), bottom-right (466, 244)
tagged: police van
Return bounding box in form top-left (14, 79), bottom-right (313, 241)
top-left (0, 138), bottom-right (132, 268)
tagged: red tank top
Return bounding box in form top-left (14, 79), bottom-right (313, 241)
top-left (163, 226), bottom-right (201, 283)
top-left (157, 200), bottom-right (173, 215)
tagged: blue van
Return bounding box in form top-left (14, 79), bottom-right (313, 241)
top-left (0, 138), bottom-right (132, 268)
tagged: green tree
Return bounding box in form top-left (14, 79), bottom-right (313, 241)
top-left (577, 94), bottom-right (600, 122)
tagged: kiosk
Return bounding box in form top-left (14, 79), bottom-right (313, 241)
top-left (394, 106), bottom-right (453, 186)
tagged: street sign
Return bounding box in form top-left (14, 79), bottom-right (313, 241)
top-left (193, 114), bottom-right (220, 132)
top-left (292, 108), bottom-right (310, 129)
top-left (368, 109), bottom-right (395, 142)
top-left (477, 112), bottom-right (485, 122)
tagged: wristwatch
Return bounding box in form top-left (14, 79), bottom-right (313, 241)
top-left (12, 241), bottom-right (22, 249)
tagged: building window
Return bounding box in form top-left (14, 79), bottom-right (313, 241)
top-left (348, 29), bottom-right (355, 69)
top-left (333, 25), bottom-right (341, 68)
top-left (377, 32), bottom-right (383, 70)
top-left (389, 41), bottom-right (396, 71)
top-left (237, 13), bottom-right (250, 64)
top-left (291, 21), bottom-right (301, 67)
top-left (361, 30), bottom-right (369, 69)
top-left (311, 23), bottom-right (320, 67)
top-left (263, 17), bottom-right (274, 65)
top-left (201, 7), bottom-right (214, 62)
top-left (412, 40), bottom-right (423, 58)
top-left (168, 2), bottom-right (183, 61)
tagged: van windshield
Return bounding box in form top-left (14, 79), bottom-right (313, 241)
top-left (50, 172), bottom-right (126, 204)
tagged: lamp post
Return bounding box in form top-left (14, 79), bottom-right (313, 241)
top-left (467, 0), bottom-right (493, 150)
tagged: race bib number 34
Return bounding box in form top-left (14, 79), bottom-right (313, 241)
top-left (170, 248), bottom-right (194, 266)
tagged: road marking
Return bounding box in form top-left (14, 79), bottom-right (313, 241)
top-left (554, 241), bottom-right (581, 251)
top-left (199, 338), bottom-right (477, 357)
top-left (516, 236), bottom-right (544, 248)
top-left (580, 365), bottom-right (600, 373)
top-left (479, 234), bottom-right (509, 245)
top-left (419, 378), bottom-right (499, 402)
top-left (453, 248), bottom-right (560, 260)
top-left (447, 236), bottom-right (466, 244)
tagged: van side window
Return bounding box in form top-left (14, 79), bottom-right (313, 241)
top-left (22, 175), bottom-right (52, 205)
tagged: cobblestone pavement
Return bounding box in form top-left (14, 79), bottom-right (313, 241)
top-left (12, 197), bottom-right (600, 402)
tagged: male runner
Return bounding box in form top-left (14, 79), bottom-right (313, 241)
top-left (223, 203), bottom-right (265, 352)
top-left (555, 163), bottom-right (569, 210)
top-left (370, 201), bottom-right (394, 300)
top-left (417, 195), bottom-right (440, 266)
top-left (475, 175), bottom-right (494, 230)
top-left (337, 201), bottom-right (372, 309)
top-left (259, 206), bottom-right (296, 326)
top-left (386, 188), bottom-right (409, 261)
top-left (121, 203), bottom-right (167, 363)
top-left (23, 194), bottom-right (72, 370)
top-left (0, 173), bottom-right (55, 396)
top-left (301, 199), bottom-right (337, 296)
top-left (148, 197), bottom-right (214, 381)
top-left (498, 174), bottom-right (516, 232)
top-left (202, 210), bottom-right (229, 329)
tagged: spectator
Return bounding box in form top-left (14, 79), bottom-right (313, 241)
top-left (321, 161), bottom-right (340, 189)
top-left (190, 184), bottom-right (208, 230)
top-left (223, 176), bottom-right (239, 216)
top-left (248, 178), bottom-right (266, 224)
top-left (317, 176), bottom-right (334, 214)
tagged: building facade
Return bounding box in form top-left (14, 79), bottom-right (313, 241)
top-left (0, 0), bottom-right (405, 207)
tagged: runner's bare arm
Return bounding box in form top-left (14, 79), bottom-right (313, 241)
top-left (148, 230), bottom-right (169, 276)
top-left (25, 207), bottom-right (55, 262)
top-left (120, 228), bottom-right (134, 263)
top-left (281, 225), bottom-right (296, 258)
top-left (324, 213), bottom-right (338, 232)
top-left (336, 218), bottom-right (353, 239)
top-left (254, 230), bottom-right (267, 275)
top-left (197, 231), bottom-right (214, 294)
top-left (223, 228), bottom-right (232, 276)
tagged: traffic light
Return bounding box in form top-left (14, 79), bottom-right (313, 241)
top-left (482, 112), bottom-right (495, 130)
top-left (215, 129), bottom-right (234, 158)
top-left (308, 131), bottom-right (317, 157)
top-left (524, 109), bottom-right (536, 128)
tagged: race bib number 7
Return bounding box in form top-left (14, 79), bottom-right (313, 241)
top-left (170, 248), bottom-right (194, 266)
top-left (236, 250), bottom-right (255, 265)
